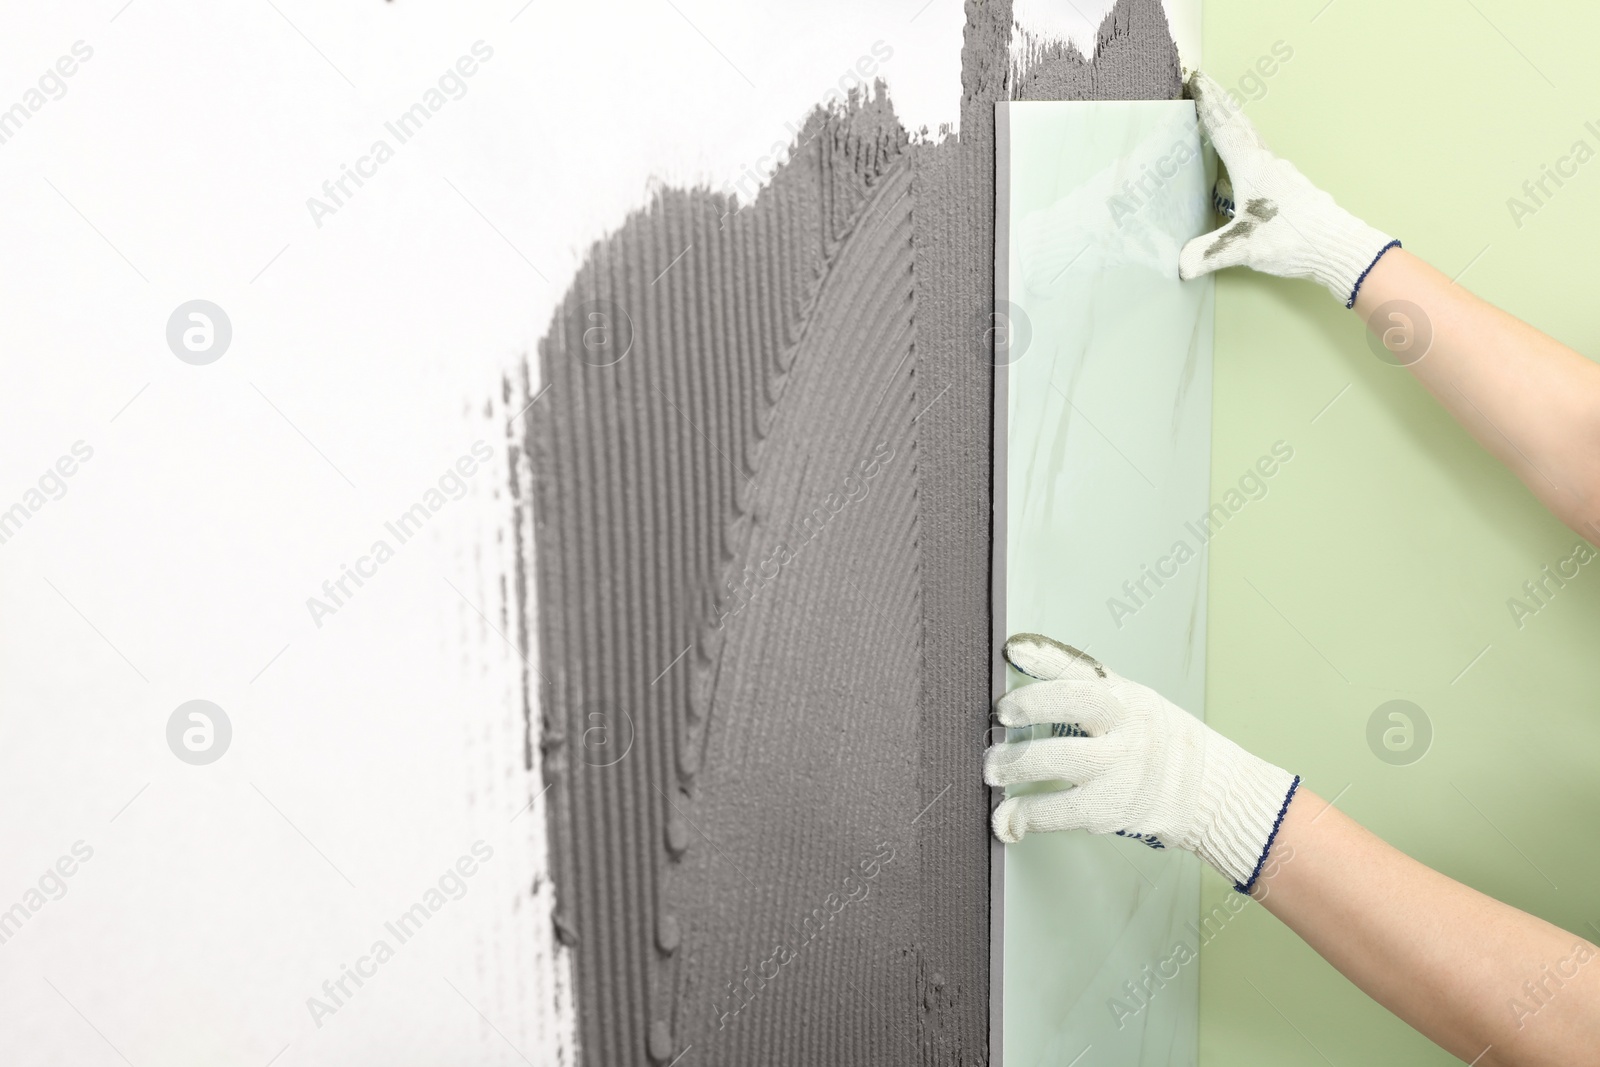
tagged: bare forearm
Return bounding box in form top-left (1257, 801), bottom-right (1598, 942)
top-left (1254, 789), bottom-right (1600, 1065)
top-left (1353, 249), bottom-right (1600, 542)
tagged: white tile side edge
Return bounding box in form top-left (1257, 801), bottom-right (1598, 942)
top-left (989, 99), bottom-right (1013, 1067)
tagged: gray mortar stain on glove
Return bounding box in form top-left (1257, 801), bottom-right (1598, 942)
top-left (1205, 197), bottom-right (1280, 257)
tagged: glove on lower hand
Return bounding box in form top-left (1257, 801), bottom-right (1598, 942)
top-left (1177, 70), bottom-right (1399, 309)
top-left (986, 633), bottom-right (1300, 894)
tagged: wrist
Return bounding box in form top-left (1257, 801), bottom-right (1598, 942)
top-left (1339, 237), bottom-right (1402, 309)
top-left (1263, 164), bottom-right (1399, 306)
top-left (1299, 209), bottom-right (1399, 308)
top-left (1194, 752), bottom-right (1301, 893)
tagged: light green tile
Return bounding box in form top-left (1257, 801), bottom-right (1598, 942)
top-left (997, 99), bottom-right (1217, 1066)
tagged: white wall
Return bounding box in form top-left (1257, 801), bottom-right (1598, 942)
top-left (0, 0), bottom-right (1192, 1062)
top-left (0, 2), bottom-right (964, 1064)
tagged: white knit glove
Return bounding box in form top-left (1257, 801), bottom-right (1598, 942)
top-left (986, 633), bottom-right (1301, 893)
top-left (1177, 70), bottom-right (1400, 309)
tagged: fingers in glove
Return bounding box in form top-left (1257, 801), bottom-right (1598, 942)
top-left (984, 733), bottom-right (1123, 789)
top-left (991, 784), bottom-right (1104, 844)
top-left (993, 679), bottom-right (1120, 734)
top-left (1002, 632), bottom-right (1107, 684)
top-left (1187, 70), bottom-right (1269, 171)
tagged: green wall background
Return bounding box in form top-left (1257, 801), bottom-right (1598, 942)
top-left (1201, 1), bottom-right (1600, 1063)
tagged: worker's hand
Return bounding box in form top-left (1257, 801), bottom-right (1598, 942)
top-left (1178, 70), bottom-right (1398, 309)
top-left (986, 633), bottom-right (1300, 893)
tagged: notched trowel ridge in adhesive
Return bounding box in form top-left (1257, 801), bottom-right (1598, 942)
top-left (520, 0), bottom-right (1181, 1062)
top-left (1011, 0), bottom-right (1182, 100)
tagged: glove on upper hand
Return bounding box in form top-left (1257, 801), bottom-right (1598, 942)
top-left (1177, 70), bottom-right (1399, 309)
top-left (986, 633), bottom-right (1300, 893)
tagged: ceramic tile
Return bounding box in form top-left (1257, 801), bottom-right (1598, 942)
top-left (994, 99), bottom-right (1215, 1066)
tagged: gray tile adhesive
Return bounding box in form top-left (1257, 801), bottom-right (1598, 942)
top-left (514, 1), bottom-right (1180, 1063)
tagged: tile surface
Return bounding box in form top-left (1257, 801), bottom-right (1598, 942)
top-left (995, 100), bottom-right (1215, 1066)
